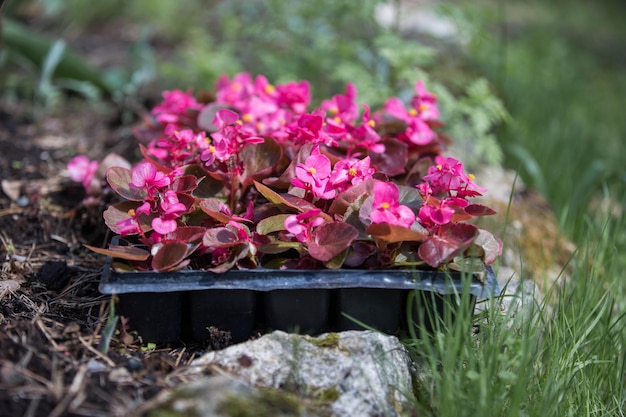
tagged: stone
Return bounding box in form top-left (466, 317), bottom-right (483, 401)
top-left (180, 330), bottom-right (416, 417)
top-left (143, 375), bottom-right (314, 417)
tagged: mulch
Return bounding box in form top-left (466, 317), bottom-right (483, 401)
top-left (0, 101), bottom-right (220, 417)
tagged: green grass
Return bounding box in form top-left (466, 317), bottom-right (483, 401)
top-left (408, 3), bottom-right (626, 411)
top-left (456, 0), bottom-right (626, 237)
top-left (406, 208), bottom-right (626, 416)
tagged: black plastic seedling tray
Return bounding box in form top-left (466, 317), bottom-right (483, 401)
top-left (100, 256), bottom-right (498, 344)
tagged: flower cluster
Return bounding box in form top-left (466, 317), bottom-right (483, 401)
top-left (71, 72), bottom-right (501, 272)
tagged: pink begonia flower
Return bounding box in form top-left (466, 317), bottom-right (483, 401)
top-left (348, 105), bottom-right (384, 153)
top-left (152, 191), bottom-right (187, 235)
top-left (285, 209), bottom-right (325, 242)
top-left (292, 150), bottom-right (335, 199)
top-left (422, 155), bottom-right (487, 196)
top-left (275, 80), bottom-right (311, 114)
top-left (209, 109), bottom-right (264, 162)
top-left (67, 155), bottom-right (99, 193)
top-left (116, 217), bottom-right (142, 237)
top-left (135, 201), bottom-right (152, 217)
top-left (329, 156), bottom-right (375, 192)
top-left (370, 181), bottom-right (416, 227)
top-left (200, 145), bottom-right (216, 167)
top-left (321, 82), bottom-right (359, 125)
top-left (215, 72), bottom-right (255, 108)
top-left (294, 112), bottom-right (337, 147)
top-left (130, 161), bottom-right (171, 191)
top-left (382, 80), bottom-right (440, 146)
top-left (151, 90), bottom-right (203, 126)
top-left (406, 117), bottom-right (435, 145)
top-left (411, 81), bottom-right (440, 121)
top-left (418, 203), bottom-right (455, 227)
top-left (152, 217), bottom-right (178, 235)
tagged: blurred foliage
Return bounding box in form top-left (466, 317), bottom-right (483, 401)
top-left (449, 0), bottom-right (626, 236)
top-left (3, 0), bottom-right (507, 168)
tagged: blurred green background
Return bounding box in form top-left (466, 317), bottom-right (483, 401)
top-left (2, 0), bottom-right (625, 241)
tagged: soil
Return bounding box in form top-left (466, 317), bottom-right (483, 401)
top-left (0, 95), bottom-right (226, 417)
top-left (0, 12), bottom-right (224, 412)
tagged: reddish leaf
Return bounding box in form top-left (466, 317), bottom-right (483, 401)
top-left (472, 229), bottom-right (502, 265)
top-left (84, 244), bottom-right (150, 261)
top-left (443, 222), bottom-right (479, 241)
top-left (208, 243), bottom-right (250, 273)
top-left (329, 179), bottom-right (375, 215)
top-left (366, 223), bottom-right (428, 243)
top-left (308, 222), bottom-right (358, 262)
top-left (465, 204), bottom-right (497, 217)
top-left (418, 236), bottom-right (460, 268)
top-left (171, 175), bottom-right (200, 193)
top-left (203, 227), bottom-right (241, 248)
top-left (183, 164), bottom-right (227, 199)
top-left (152, 241), bottom-right (189, 272)
top-left (166, 226), bottom-right (206, 245)
top-left (418, 223), bottom-right (478, 268)
top-left (240, 137), bottom-right (283, 187)
top-left (369, 138), bottom-right (408, 177)
top-left (103, 201), bottom-right (153, 234)
top-left (138, 144), bottom-right (173, 173)
top-left (264, 143), bottom-right (314, 189)
top-left (198, 199), bottom-right (234, 224)
top-left (106, 167), bottom-right (147, 201)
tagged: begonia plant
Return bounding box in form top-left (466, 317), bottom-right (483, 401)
top-left (70, 72), bottom-right (501, 274)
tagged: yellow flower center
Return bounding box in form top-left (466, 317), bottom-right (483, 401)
top-left (381, 202), bottom-right (390, 210)
top-left (232, 82), bottom-right (242, 91)
top-left (265, 84), bottom-right (275, 94)
top-left (419, 103), bottom-right (428, 112)
top-left (308, 167), bottom-right (317, 174)
top-left (209, 145), bottom-right (216, 153)
top-left (257, 122), bottom-right (265, 131)
top-left (367, 119), bottom-right (376, 128)
top-left (330, 106), bottom-right (339, 115)
top-left (242, 113), bottom-right (253, 123)
top-left (349, 167), bottom-right (357, 176)
top-left (468, 173), bottom-right (475, 180)
top-left (333, 116), bottom-right (342, 124)
top-left (128, 209), bottom-right (136, 217)
top-left (409, 108), bottom-right (418, 117)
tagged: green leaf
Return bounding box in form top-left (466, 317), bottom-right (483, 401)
top-left (256, 214), bottom-right (291, 235)
top-left (257, 240), bottom-right (302, 255)
top-left (254, 181), bottom-right (330, 219)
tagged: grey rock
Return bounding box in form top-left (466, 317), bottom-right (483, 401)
top-left (187, 330), bottom-right (416, 417)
